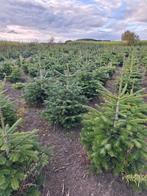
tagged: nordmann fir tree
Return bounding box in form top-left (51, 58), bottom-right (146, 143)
top-left (0, 111), bottom-right (50, 196)
top-left (0, 80), bottom-right (17, 127)
top-left (0, 86), bottom-right (50, 195)
top-left (81, 63), bottom-right (147, 176)
top-left (43, 67), bottom-right (87, 129)
top-left (77, 64), bottom-right (116, 99)
top-left (120, 51), bottom-right (143, 93)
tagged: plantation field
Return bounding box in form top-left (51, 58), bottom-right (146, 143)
top-left (0, 42), bottom-right (147, 196)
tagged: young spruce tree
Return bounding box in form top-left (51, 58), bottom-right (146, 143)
top-left (81, 64), bottom-right (147, 175)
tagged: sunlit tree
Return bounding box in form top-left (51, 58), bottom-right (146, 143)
top-left (121, 31), bottom-right (140, 45)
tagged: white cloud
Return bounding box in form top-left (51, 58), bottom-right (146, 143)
top-left (0, 25), bottom-right (67, 42)
top-left (94, 0), bottom-right (122, 13)
top-left (124, 0), bottom-right (147, 23)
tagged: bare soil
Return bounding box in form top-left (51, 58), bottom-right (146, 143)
top-left (4, 71), bottom-right (147, 196)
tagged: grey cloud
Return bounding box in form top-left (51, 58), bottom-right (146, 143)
top-left (0, 0), bottom-right (146, 41)
top-left (0, 0), bottom-right (106, 32)
top-left (7, 30), bottom-right (19, 34)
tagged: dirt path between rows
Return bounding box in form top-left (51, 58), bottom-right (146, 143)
top-left (5, 68), bottom-right (146, 196)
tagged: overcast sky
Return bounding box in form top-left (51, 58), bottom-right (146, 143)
top-left (0, 0), bottom-right (147, 42)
